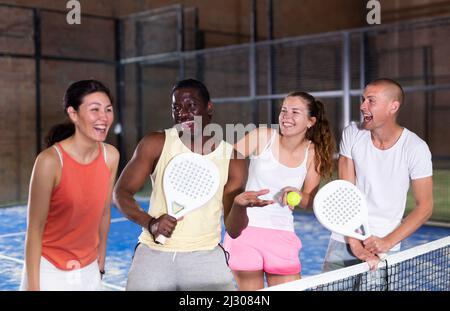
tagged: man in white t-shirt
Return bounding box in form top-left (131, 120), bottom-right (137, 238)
top-left (322, 78), bottom-right (433, 272)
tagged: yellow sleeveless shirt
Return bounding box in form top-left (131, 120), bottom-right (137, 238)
top-left (138, 127), bottom-right (233, 251)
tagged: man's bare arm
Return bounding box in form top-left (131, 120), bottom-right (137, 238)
top-left (223, 154), bottom-right (248, 238)
top-left (113, 132), bottom-right (177, 238)
top-left (223, 151), bottom-right (273, 238)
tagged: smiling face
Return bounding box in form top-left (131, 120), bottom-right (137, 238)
top-left (171, 87), bottom-right (212, 135)
top-left (360, 83), bottom-right (400, 131)
top-left (279, 96), bottom-right (316, 137)
top-left (68, 91), bottom-right (114, 142)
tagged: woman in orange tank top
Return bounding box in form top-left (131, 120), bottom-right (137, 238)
top-left (21, 80), bottom-right (119, 291)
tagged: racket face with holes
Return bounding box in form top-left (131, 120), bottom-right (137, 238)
top-left (313, 180), bottom-right (371, 240)
top-left (163, 153), bottom-right (220, 219)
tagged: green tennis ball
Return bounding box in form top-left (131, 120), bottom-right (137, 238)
top-left (286, 191), bottom-right (301, 206)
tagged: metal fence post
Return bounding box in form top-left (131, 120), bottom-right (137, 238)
top-left (342, 31), bottom-right (351, 130)
top-left (267, 0), bottom-right (276, 125)
top-left (33, 9), bottom-right (42, 155)
top-left (177, 5), bottom-right (185, 80)
top-left (115, 18), bottom-right (126, 171)
top-left (135, 20), bottom-right (144, 143)
top-left (250, 0), bottom-right (258, 124)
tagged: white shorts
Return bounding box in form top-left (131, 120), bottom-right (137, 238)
top-left (20, 257), bottom-right (103, 291)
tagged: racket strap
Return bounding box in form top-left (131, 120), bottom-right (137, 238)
top-left (218, 243), bottom-right (230, 266)
top-left (147, 217), bottom-right (159, 243)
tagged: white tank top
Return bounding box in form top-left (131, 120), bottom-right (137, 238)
top-left (246, 132), bottom-right (310, 232)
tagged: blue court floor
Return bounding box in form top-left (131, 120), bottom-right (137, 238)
top-left (1, 198), bottom-right (449, 291)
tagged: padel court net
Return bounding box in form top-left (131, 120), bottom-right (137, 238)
top-left (265, 236), bottom-right (449, 291)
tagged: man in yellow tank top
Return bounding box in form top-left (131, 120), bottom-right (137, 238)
top-left (113, 79), bottom-right (272, 290)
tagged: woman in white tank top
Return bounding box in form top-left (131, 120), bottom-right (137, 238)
top-left (224, 92), bottom-right (335, 290)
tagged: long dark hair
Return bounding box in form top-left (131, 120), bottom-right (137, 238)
top-left (45, 79), bottom-right (112, 147)
top-left (285, 91), bottom-right (335, 179)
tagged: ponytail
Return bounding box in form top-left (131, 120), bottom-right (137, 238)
top-left (45, 122), bottom-right (75, 147)
top-left (305, 99), bottom-right (335, 179)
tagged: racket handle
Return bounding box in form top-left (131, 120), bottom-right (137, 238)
top-left (377, 252), bottom-right (387, 260)
top-left (155, 234), bottom-right (167, 245)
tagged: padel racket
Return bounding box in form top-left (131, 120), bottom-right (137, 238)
top-left (313, 180), bottom-right (386, 259)
top-left (155, 152), bottom-right (220, 244)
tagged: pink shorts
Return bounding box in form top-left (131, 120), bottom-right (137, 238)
top-left (223, 226), bottom-right (302, 275)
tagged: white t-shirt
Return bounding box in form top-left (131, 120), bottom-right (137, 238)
top-left (246, 132), bottom-right (310, 232)
top-left (331, 123), bottom-right (433, 251)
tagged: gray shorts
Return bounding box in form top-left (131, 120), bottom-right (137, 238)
top-left (322, 239), bottom-right (362, 272)
top-left (126, 243), bottom-right (236, 291)
top-left (321, 239), bottom-right (397, 291)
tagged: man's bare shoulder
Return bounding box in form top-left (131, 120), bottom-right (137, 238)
top-left (141, 131), bottom-right (165, 146)
top-left (135, 131), bottom-right (166, 157)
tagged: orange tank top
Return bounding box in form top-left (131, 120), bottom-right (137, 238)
top-left (41, 143), bottom-right (110, 270)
